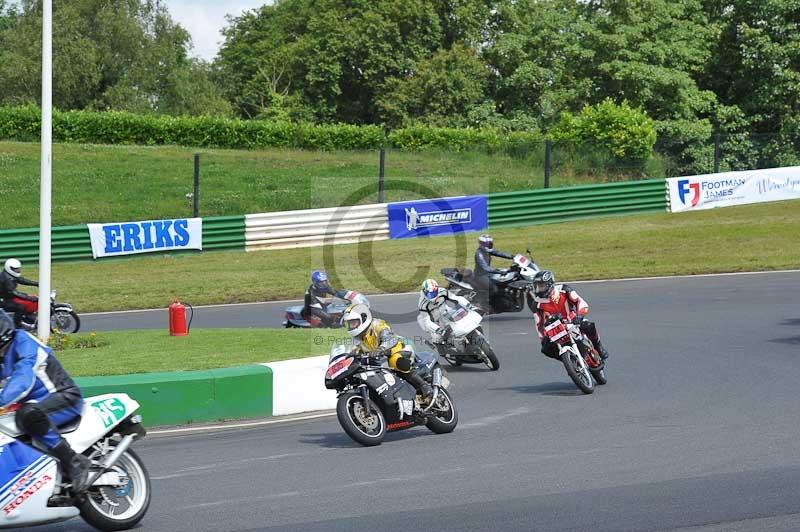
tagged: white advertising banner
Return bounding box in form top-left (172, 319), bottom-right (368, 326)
top-left (88, 218), bottom-right (202, 259)
top-left (667, 166), bottom-right (800, 213)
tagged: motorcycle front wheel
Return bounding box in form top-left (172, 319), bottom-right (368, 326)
top-left (425, 389), bottom-right (458, 434)
top-left (561, 351), bottom-right (594, 394)
top-left (79, 448), bottom-right (151, 531)
top-left (337, 392), bottom-right (386, 446)
top-left (472, 334), bottom-right (499, 371)
top-left (50, 309), bottom-right (80, 333)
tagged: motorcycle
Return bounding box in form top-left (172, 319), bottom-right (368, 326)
top-left (0, 393), bottom-right (150, 530)
top-left (428, 303), bottom-right (499, 371)
top-left (283, 291), bottom-right (370, 328)
top-left (542, 314), bottom-right (607, 394)
top-left (441, 250), bottom-right (539, 315)
top-left (324, 344), bottom-right (458, 446)
top-left (13, 291), bottom-right (81, 334)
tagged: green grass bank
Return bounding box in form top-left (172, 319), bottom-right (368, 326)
top-left (27, 199), bottom-right (800, 313)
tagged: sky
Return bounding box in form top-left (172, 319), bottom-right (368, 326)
top-left (167, 1), bottom-right (270, 61)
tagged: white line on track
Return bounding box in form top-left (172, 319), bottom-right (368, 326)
top-left (149, 411), bottom-right (335, 436)
top-left (82, 269), bottom-right (800, 317)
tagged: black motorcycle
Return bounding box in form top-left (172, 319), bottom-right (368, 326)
top-left (324, 346), bottom-right (458, 446)
top-left (441, 250), bottom-right (539, 315)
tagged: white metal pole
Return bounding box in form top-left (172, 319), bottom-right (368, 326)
top-left (38, 0), bottom-right (52, 342)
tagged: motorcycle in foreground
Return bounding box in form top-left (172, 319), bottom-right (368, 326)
top-left (13, 291), bottom-right (81, 334)
top-left (542, 314), bottom-right (607, 394)
top-left (325, 345), bottom-right (458, 446)
top-left (0, 393), bottom-right (150, 530)
top-left (442, 250), bottom-right (539, 315)
top-left (283, 291), bottom-right (370, 328)
top-left (429, 303), bottom-right (499, 371)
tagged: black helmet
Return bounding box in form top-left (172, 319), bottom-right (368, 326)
top-left (532, 270), bottom-right (555, 302)
top-left (0, 310), bottom-right (14, 349)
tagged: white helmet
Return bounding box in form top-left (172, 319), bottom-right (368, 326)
top-left (342, 303), bottom-right (372, 338)
top-left (4, 258), bottom-right (21, 278)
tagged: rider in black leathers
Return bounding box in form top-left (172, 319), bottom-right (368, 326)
top-left (473, 234), bottom-right (514, 296)
top-left (302, 270), bottom-right (348, 327)
top-left (0, 259), bottom-right (39, 327)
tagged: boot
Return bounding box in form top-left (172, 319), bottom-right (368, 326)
top-left (405, 372), bottom-right (434, 403)
top-left (595, 340), bottom-right (610, 360)
top-left (52, 440), bottom-right (91, 493)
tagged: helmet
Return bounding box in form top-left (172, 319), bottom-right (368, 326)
top-left (311, 270), bottom-right (329, 290)
top-left (421, 279), bottom-right (440, 301)
top-left (532, 270), bottom-right (555, 303)
top-left (4, 258), bottom-right (21, 278)
top-left (0, 310), bottom-right (14, 349)
top-left (342, 303), bottom-right (372, 337)
top-left (478, 234), bottom-right (493, 249)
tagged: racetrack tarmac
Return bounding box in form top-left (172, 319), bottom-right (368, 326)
top-left (46, 271), bottom-right (800, 531)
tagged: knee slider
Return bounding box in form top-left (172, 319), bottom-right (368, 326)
top-left (394, 355), bottom-right (413, 373)
top-left (16, 403), bottom-right (51, 437)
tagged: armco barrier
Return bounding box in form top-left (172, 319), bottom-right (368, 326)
top-left (0, 214), bottom-right (245, 263)
top-left (76, 364), bottom-right (272, 426)
top-left (245, 203), bottom-right (388, 251)
top-left (488, 179), bottom-right (668, 227)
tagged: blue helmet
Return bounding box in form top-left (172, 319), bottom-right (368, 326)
top-left (311, 270), bottom-right (329, 289)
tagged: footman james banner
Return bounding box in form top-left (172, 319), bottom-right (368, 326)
top-left (668, 166), bottom-right (800, 213)
top-left (88, 218), bottom-right (202, 258)
top-left (388, 195), bottom-right (488, 239)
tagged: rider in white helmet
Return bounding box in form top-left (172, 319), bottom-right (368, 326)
top-left (342, 303), bottom-right (433, 401)
top-left (417, 278), bottom-right (477, 345)
top-left (0, 259), bottom-right (39, 326)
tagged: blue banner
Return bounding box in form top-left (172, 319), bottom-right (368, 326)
top-left (388, 195), bottom-right (488, 239)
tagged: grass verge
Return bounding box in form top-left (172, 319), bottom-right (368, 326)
top-left (2, 140), bottom-right (652, 228)
top-left (33, 199), bottom-right (800, 313)
top-left (56, 328), bottom-right (347, 377)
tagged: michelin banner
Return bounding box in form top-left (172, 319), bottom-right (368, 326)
top-left (88, 218), bottom-right (202, 258)
top-left (668, 166), bottom-right (800, 213)
top-left (388, 195), bottom-right (488, 239)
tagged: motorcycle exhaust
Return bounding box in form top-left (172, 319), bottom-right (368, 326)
top-left (84, 434), bottom-right (135, 489)
top-left (424, 368), bottom-right (443, 412)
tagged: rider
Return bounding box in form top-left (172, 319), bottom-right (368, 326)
top-left (531, 270), bottom-right (610, 360)
top-left (0, 258), bottom-right (39, 327)
top-left (417, 278), bottom-right (477, 345)
top-left (0, 310), bottom-right (91, 492)
top-left (473, 234), bottom-right (515, 296)
top-left (342, 302), bottom-right (433, 401)
top-left (303, 270), bottom-right (348, 327)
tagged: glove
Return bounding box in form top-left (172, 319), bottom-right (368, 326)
top-left (439, 324), bottom-right (453, 341)
top-left (372, 346), bottom-right (388, 360)
top-left (572, 315), bottom-right (584, 326)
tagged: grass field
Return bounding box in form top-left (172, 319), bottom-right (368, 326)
top-left (0, 140), bottom-right (658, 229)
top-left (57, 328), bottom-right (348, 376)
top-left (27, 199), bottom-right (800, 313)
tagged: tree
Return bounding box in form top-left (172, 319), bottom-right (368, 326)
top-left (0, 0), bottom-right (230, 116)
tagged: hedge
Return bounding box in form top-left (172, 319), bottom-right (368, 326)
top-left (0, 106), bottom-right (541, 152)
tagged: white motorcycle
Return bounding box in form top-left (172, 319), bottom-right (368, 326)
top-left (0, 393), bottom-right (150, 530)
top-left (431, 303), bottom-right (500, 371)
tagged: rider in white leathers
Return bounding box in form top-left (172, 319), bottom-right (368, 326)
top-left (417, 279), bottom-right (477, 345)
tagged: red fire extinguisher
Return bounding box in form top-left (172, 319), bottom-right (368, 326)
top-left (169, 300), bottom-right (193, 336)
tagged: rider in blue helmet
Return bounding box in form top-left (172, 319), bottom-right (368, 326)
top-left (303, 270), bottom-right (349, 327)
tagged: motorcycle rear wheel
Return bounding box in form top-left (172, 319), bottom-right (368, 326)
top-left (51, 309), bottom-right (80, 333)
top-left (561, 351), bottom-right (594, 394)
top-left (337, 392), bottom-right (386, 446)
top-left (79, 448), bottom-right (151, 531)
top-left (425, 389), bottom-right (458, 434)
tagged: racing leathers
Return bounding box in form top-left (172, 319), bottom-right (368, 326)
top-left (353, 318), bottom-right (433, 399)
top-left (417, 289), bottom-right (475, 344)
top-left (473, 246), bottom-right (514, 294)
top-left (533, 284), bottom-right (609, 360)
top-left (0, 330), bottom-right (91, 491)
top-left (0, 270), bottom-right (38, 326)
top-left (302, 283), bottom-right (348, 327)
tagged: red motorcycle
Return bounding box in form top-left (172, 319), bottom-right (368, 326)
top-left (542, 314), bottom-right (607, 394)
top-left (12, 290), bottom-right (81, 333)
